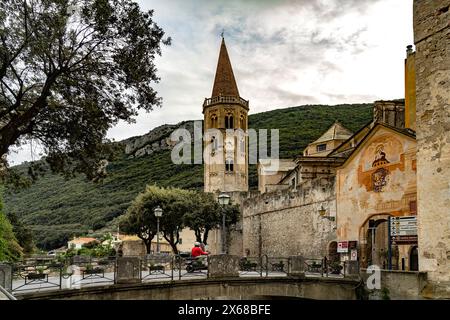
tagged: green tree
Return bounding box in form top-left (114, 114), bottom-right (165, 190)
top-left (6, 211), bottom-right (34, 254)
top-left (121, 185), bottom-right (191, 254)
top-left (159, 187), bottom-right (190, 254)
top-left (0, 195), bottom-right (22, 261)
top-left (0, 0), bottom-right (170, 183)
top-left (120, 186), bottom-right (159, 253)
top-left (183, 192), bottom-right (240, 245)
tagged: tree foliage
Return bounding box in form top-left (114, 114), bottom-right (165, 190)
top-left (0, 0), bottom-right (170, 183)
top-left (183, 192), bottom-right (239, 245)
top-left (6, 210), bottom-right (34, 254)
top-left (0, 194), bottom-right (22, 261)
top-left (121, 185), bottom-right (240, 254)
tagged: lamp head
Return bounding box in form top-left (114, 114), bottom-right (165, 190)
top-left (154, 206), bottom-right (163, 218)
top-left (318, 205), bottom-right (326, 217)
top-left (218, 193), bottom-right (230, 205)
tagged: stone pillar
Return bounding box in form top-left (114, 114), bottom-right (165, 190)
top-left (0, 264), bottom-right (12, 292)
top-left (414, 0), bottom-right (450, 284)
top-left (208, 255), bottom-right (240, 278)
top-left (344, 261), bottom-right (359, 278)
top-left (288, 256), bottom-right (305, 278)
top-left (115, 257), bottom-right (141, 284)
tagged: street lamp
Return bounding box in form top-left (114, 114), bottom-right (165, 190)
top-left (154, 206), bottom-right (163, 254)
top-left (218, 193), bottom-right (231, 254)
top-left (318, 204), bottom-right (335, 221)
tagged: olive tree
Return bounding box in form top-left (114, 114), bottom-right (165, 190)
top-left (0, 0), bottom-right (170, 183)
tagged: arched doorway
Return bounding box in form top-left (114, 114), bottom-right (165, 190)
top-left (365, 218), bottom-right (389, 269)
top-left (409, 246), bottom-right (418, 271)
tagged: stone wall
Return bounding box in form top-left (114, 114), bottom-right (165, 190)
top-left (121, 240), bottom-right (146, 257)
top-left (361, 269), bottom-right (428, 300)
top-left (241, 177), bottom-right (337, 258)
top-left (413, 0), bottom-right (450, 283)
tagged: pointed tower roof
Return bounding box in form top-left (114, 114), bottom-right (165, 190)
top-left (313, 120), bottom-right (353, 144)
top-left (211, 38), bottom-right (240, 98)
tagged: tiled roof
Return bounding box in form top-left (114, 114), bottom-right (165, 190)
top-left (313, 120), bottom-right (353, 144)
top-left (211, 38), bottom-right (240, 97)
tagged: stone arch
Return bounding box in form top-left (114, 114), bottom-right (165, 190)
top-left (409, 245), bottom-right (418, 271)
top-left (358, 213), bottom-right (393, 269)
top-left (225, 113), bottom-right (234, 129)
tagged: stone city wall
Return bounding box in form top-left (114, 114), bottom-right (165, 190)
top-left (240, 177), bottom-right (337, 258)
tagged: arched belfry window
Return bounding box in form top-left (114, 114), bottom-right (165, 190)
top-left (225, 158), bottom-right (234, 172)
top-left (210, 114), bottom-right (218, 128)
top-left (225, 114), bottom-right (234, 129)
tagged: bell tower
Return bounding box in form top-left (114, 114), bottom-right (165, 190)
top-left (203, 37), bottom-right (249, 192)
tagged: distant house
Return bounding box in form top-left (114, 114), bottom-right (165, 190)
top-left (48, 246), bottom-right (67, 256)
top-left (68, 237), bottom-right (98, 250)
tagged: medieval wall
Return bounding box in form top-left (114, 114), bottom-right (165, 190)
top-left (414, 0), bottom-right (450, 283)
top-left (241, 178), bottom-right (337, 258)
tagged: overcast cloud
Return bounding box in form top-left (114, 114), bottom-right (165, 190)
top-left (9, 0), bottom-right (413, 165)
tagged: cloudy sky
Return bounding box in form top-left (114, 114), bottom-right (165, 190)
top-left (10, 0), bottom-right (413, 165)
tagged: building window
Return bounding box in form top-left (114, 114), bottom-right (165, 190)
top-left (210, 114), bottom-right (218, 128)
top-left (225, 114), bottom-right (234, 129)
top-left (316, 143), bottom-right (327, 152)
top-left (225, 158), bottom-right (234, 172)
top-left (240, 138), bottom-right (245, 153)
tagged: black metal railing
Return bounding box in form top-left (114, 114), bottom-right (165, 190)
top-left (5, 255), bottom-right (358, 294)
top-left (304, 257), bottom-right (348, 277)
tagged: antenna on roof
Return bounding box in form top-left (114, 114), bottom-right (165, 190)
top-left (221, 29), bottom-right (225, 39)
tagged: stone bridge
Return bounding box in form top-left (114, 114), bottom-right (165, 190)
top-left (16, 276), bottom-right (362, 300)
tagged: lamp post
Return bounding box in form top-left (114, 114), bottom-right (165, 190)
top-left (318, 204), bottom-right (335, 221)
top-left (154, 206), bottom-right (163, 254)
top-left (218, 193), bottom-right (231, 254)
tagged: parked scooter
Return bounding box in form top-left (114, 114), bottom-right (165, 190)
top-left (185, 256), bottom-right (208, 273)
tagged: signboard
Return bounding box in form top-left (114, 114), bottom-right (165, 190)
top-left (350, 249), bottom-right (358, 261)
top-left (390, 216), bottom-right (418, 245)
top-left (337, 241), bottom-right (348, 253)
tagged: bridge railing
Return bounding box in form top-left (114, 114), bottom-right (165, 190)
top-left (303, 257), bottom-right (352, 278)
top-left (261, 256), bottom-right (290, 277)
top-left (141, 254), bottom-right (174, 281)
top-left (7, 255), bottom-right (359, 295)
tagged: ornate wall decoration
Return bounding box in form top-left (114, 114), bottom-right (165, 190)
top-left (372, 144), bottom-right (390, 167)
top-left (372, 167), bottom-right (389, 192)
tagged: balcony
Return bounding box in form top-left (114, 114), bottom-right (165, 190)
top-left (203, 95), bottom-right (249, 109)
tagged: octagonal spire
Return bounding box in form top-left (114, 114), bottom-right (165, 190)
top-left (211, 37), bottom-right (240, 98)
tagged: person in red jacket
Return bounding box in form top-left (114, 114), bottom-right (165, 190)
top-left (191, 242), bottom-right (208, 258)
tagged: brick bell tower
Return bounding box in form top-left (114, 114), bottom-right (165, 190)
top-left (203, 37), bottom-right (249, 193)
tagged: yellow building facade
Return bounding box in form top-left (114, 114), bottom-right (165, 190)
top-left (336, 124), bottom-right (417, 270)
